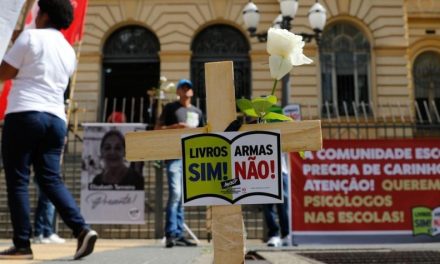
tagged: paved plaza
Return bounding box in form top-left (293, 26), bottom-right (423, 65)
top-left (0, 239), bottom-right (439, 263)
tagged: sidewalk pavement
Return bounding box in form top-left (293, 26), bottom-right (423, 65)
top-left (0, 239), bottom-right (439, 264)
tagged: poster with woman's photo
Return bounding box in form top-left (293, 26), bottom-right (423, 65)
top-left (80, 123), bottom-right (146, 224)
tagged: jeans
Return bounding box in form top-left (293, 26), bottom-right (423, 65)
top-left (263, 171), bottom-right (290, 238)
top-left (34, 184), bottom-right (55, 237)
top-left (165, 159), bottom-right (184, 238)
top-left (2, 112), bottom-right (88, 248)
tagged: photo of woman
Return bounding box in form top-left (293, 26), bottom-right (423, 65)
top-left (81, 123), bottom-right (146, 224)
top-left (90, 129), bottom-right (144, 190)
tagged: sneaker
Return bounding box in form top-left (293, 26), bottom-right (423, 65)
top-left (43, 234), bottom-right (66, 244)
top-left (174, 237), bottom-right (197, 247)
top-left (281, 235), bottom-right (291, 246)
top-left (74, 229), bottom-right (98, 260)
top-left (33, 234), bottom-right (44, 244)
top-left (0, 246), bottom-right (33, 260)
top-left (266, 236), bottom-right (281, 247)
top-left (165, 237), bottom-right (175, 248)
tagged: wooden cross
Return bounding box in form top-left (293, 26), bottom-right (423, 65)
top-left (125, 61), bottom-right (322, 264)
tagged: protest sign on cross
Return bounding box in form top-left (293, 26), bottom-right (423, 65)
top-left (125, 61), bottom-right (322, 264)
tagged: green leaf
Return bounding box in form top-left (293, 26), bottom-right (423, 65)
top-left (266, 95), bottom-right (277, 105)
top-left (252, 101), bottom-right (272, 116)
top-left (236, 99), bottom-right (258, 117)
top-left (251, 95), bottom-right (277, 105)
top-left (251, 96), bottom-right (277, 116)
top-left (262, 112), bottom-right (293, 121)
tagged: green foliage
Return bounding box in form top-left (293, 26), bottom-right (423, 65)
top-left (236, 95), bottom-right (292, 122)
top-left (263, 112), bottom-right (292, 121)
top-left (236, 98), bottom-right (258, 117)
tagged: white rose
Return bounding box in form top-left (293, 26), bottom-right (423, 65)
top-left (162, 82), bottom-right (175, 93)
top-left (267, 28), bottom-right (312, 80)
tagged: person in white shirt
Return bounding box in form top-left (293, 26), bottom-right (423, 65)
top-left (0, 0), bottom-right (97, 260)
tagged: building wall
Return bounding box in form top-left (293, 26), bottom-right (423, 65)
top-left (71, 0), bottom-right (439, 123)
top-left (406, 0), bottom-right (440, 117)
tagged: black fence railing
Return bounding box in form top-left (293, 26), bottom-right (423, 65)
top-left (0, 105), bottom-right (439, 241)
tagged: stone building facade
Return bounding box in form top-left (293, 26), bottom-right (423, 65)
top-left (71, 0), bottom-right (439, 125)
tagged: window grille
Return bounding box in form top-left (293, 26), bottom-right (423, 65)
top-left (319, 23), bottom-right (371, 117)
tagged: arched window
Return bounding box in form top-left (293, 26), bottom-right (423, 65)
top-left (319, 23), bottom-right (371, 116)
top-left (413, 51), bottom-right (440, 122)
top-left (102, 25), bottom-right (160, 124)
top-left (191, 24), bottom-right (251, 113)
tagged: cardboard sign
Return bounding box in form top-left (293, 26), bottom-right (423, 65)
top-left (80, 123), bottom-right (146, 224)
top-left (182, 130), bottom-right (282, 206)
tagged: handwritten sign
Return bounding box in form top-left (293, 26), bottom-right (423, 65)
top-left (80, 123), bottom-right (146, 224)
top-left (182, 130), bottom-right (282, 206)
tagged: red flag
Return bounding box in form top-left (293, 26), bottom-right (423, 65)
top-left (0, 0), bottom-right (88, 120)
top-left (25, 0), bottom-right (88, 44)
top-left (62, 0), bottom-right (88, 44)
top-left (0, 80), bottom-right (12, 120)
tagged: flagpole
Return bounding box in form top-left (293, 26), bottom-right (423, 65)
top-left (66, 40), bottom-right (83, 129)
top-left (66, 0), bottom-right (89, 130)
top-left (19, 0), bottom-right (36, 29)
top-left (58, 39), bottom-right (84, 234)
top-left (59, 0), bottom-right (89, 234)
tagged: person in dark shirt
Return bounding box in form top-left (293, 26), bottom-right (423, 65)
top-left (155, 79), bottom-right (204, 248)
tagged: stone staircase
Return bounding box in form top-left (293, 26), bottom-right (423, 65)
top-left (0, 135), bottom-right (264, 240)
